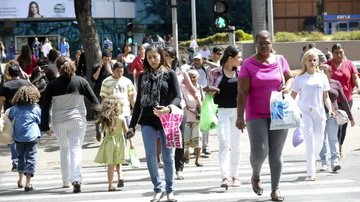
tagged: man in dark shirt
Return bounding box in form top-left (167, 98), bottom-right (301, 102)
top-left (91, 50), bottom-right (113, 141)
top-left (0, 63), bottom-right (32, 172)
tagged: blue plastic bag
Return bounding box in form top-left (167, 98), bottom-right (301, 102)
top-left (292, 127), bottom-right (304, 147)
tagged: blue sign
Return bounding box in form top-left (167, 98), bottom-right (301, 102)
top-left (324, 14), bottom-right (360, 20)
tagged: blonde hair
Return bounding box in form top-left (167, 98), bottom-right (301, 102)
top-left (11, 86), bottom-right (40, 105)
top-left (299, 50), bottom-right (322, 76)
top-left (4, 60), bottom-right (19, 82)
top-left (96, 96), bottom-right (123, 134)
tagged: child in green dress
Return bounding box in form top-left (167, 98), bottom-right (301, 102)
top-left (94, 96), bottom-right (129, 191)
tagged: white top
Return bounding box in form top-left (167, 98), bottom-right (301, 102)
top-left (189, 39), bottom-right (198, 49)
top-left (292, 72), bottom-right (330, 118)
top-left (42, 43), bottom-right (53, 57)
top-left (200, 49), bottom-right (211, 58)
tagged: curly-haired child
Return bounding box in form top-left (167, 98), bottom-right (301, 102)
top-left (9, 86), bottom-right (50, 191)
top-left (94, 96), bottom-right (132, 191)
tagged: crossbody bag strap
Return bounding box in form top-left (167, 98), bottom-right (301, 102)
top-left (276, 55), bottom-right (285, 86)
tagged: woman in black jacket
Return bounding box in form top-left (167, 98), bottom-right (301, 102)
top-left (128, 44), bottom-right (180, 202)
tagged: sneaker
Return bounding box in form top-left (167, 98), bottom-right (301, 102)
top-left (202, 149), bottom-right (211, 155)
top-left (320, 164), bottom-right (328, 171)
top-left (11, 166), bottom-right (17, 172)
top-left (332, 164), bottom-right (341, 172)
top-left (73, 181), bottom-right (81, 193)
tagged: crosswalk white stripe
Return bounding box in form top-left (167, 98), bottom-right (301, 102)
top-left (0, 163), bottom-right (306, 182)
top-left (1, 184), bottom-right (358, 202)
top-left (0, 171), bottom-right (335, 188)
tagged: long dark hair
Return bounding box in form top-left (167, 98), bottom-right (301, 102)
top-left (18, 44), bottom-right (33, 71)
top-left (163, 46), bottom-right (179, 70)
top-left (220, 45), bottom-right (241, 66)
top-left (143, 44), bottom-right (170, 72)
top-left (28, 1), bottom-right (40, 17)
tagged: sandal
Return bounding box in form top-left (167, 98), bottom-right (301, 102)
top-left (175, 172), bottom-right (184, 180)
top-left (167, 193), bottom-right (177, 202)
top-left (195, 162), bottom-right (203, 167)
top-left (270, 191), bottom-right (285, 201)
top-left (232, 177), bottom-right (241, 187)
top-left (108, 186), bottom-right (116, 191)
top-left (117, 179), bottom-right (124, 187)
top-left (220, 178), bottom-right (229, 190)
top-left (17, 181), bottom-right (23, 188)
top-left (184, 159), bottom-right (189, 164)
top-left (150, 192), bottom-right (164, 202)
top-left (24, 184), bottom-right (35, 191)
top-left (251, 177), bottom-right (263, 196)
top-left (309, 175), bottom-right (317, 181)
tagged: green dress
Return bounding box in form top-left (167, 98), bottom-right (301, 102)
top-left (94, 116), bottom-right (126, 165)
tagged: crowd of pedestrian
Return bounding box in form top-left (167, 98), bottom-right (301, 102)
top-left (1, 29), bottom-right (359, 202)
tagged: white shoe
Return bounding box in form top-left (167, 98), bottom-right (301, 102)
top-left (320, 164), bottom-right (328, 171)
top-left (332, 164), bottom-right (341, 172)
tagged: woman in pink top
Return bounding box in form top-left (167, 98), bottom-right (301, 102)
top-left (17, 44), bottom-right (37, 75)
top-left (163, 46), bottom-right (202, 180)
top-left (322, 43), bottom-right (360, 157)
top-left (129, 45), bottom-right (145, 90)
top-left (236, 30), bottom-right (294, 201)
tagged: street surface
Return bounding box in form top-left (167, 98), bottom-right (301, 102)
top-left (0, 97), bottom-right (360, 202)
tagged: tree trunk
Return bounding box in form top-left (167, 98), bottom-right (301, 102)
top-left (316, 0), bottom-right (325, 33)
top-left (251, 0), bottom-right (266, 47)
top-left (74, 0), bottom-right (101, 120)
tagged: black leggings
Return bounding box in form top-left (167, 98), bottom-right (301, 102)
top-left (175, 108), bottom-right (187, 172)
top-left (337, 99), bottom-right (353, 145)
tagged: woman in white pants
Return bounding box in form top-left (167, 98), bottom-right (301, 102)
top-left (40, 56), bottom-right (99, 193)
top-left (207, 45), bottom-right (242, 189)
top-left (291, 50), bottom-right (335, 181)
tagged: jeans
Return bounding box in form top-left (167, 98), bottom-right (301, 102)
top-left (188, 51), bottom-right (194, 63)
top-left (53, 120), bottom-right (87, 186)
top-left (16, 140), bottom-right (38, 176)
top-left (9, 53), bottom-right (14, 60)
top-left (10, 142), bottom-right (18, 167)
top-left (215, 108), bottom-right (242, 179)
top-left (301, 109), bottom-right (326, 176)
top-left (141, 125), bottom-right (174, 194)
top-left (247, 118), bottom-right (288, 191)
top-left (95, 96), bottom-right (102, 134)
top-left (33, 49), bottom-right (39, 59)
top-left (319, 117), bottom-right (340, 166)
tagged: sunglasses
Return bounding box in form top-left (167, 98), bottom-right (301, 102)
top-left (257, 42), bottom-right (271, 46)
top-left (216, 52), bottom-right (223, 56)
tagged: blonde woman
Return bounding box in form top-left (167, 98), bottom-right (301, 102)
top-left (290, 50), bottom-right (335, 181)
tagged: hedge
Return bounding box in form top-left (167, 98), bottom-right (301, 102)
top-left (274, 32), bottom-right (300, 42)
top-left (332, 31), bottom-right (360, 40)
top-left (179, 29), bottom-right (253, 47)
top-left (306, 32), bottom-right (324, 41)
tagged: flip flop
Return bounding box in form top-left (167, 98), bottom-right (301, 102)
top-left (108, 186), bottom-right (116, 191)
top-left (176, 172), bottom-right (184, 180)
top-left (17, 181), bottom-right (23, 188)
top-left (270, 192), bottom-right (285, 201)
top-left (24, 184), bottom-right (35, 191)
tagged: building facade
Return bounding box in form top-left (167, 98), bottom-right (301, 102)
top-left (274, 0), bottom-right (360, 33)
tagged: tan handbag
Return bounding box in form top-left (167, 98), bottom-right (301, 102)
top-left (0, 109), bottom-right (15, 145)
top-left (335, 110), bottom-right (349, 125)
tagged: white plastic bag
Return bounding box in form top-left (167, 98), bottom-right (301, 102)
top-left (270, 91), bottom-right (302, 130)
top-left (292, 127), bottom-right (304, 147)
top-left (0, 109), bottom-right (14, 145)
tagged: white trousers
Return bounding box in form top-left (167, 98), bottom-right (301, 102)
top-left (215, 108), bottom-right (242, 179)
top-left (301, 109), bottom-right (326, 176)
top-left (53, 120), bottom-right (87, 186)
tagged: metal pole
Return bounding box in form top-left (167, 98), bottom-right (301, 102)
top-left (267, 0), bottom-right (274, 38)
top-left (171, 0), bottom-right (179, 59)
top-left (191, 0), bottom-right (197, 39)
top-left (132, 42), bottom-right (138, 56)
top-left (228, 26), bottom-right (235, 46)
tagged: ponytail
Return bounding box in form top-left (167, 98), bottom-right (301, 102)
top-left (59, 62), bottom-right (76, 78)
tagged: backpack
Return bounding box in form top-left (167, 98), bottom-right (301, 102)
top-left (30, 66), bottom-right (48, 93)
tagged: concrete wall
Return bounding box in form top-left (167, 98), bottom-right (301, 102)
top-left (238, 41), bottom-right (360, 70)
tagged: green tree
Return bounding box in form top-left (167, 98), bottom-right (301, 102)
top-left (316, 0), bottom-right (325, 33)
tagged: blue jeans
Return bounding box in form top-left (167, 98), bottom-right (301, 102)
top-left (16, 141), bottom-right (38, 176)
top-left (9, 53), bottom-right (14, 60)
top-left (95, 96), bottom-right (102, 134)
top-left (141, 125), bottom-right (174, 194)
top-left (10, 142), bottom-right (18, 167)
top-left (188, 51), bottom-right (194, 63)
top-left (33, 49), bottom-right (39, 58)
top-left (319, 118), bottom-right (340, 166)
